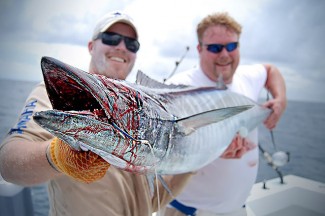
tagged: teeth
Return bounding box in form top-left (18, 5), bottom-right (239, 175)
top-left (216, 63), bottom-right (229, 66)
top-left (110, 56), bottom-right (125, 63)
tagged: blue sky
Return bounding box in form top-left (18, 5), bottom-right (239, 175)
top-left (0, 0), bottom-right (324, 103)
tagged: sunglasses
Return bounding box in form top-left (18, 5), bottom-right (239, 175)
top-left (96, 32), bottom-right (140, 53)
top-left (202, 42), bottom-right (239, 54)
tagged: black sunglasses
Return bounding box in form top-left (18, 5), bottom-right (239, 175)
top-left (202, 42), bottom-right (239, 54)
top-left (96, 32), bottom-right (140, 53)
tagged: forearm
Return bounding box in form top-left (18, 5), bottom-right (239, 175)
top-left (263, 64), bottom-right (287, 129)
top-left (0, 139), bottom-right (61, 185)
top-left (264, 64), bottom-right (287, 103)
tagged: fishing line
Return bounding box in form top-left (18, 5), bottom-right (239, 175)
top-left (110, 121), bottom-right (153, 148)
top-left (111, 121), bottom-right (162, 213)
top-left (147, 143), bottom-right (161, 215)
top-left (164, 46), bottom-right (190, 82)
top-left (266, 91), bottom-right (277, 151)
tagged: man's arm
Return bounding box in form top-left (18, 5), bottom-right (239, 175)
top-left (0, 137), bottom-right (111, 186)
top-left (263, 64), bottom-right (287, 129)
top-left (0, 139), bottom-right (62, 185)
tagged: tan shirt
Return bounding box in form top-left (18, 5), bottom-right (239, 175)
top-left (1, 83), bottom-right (192, 216)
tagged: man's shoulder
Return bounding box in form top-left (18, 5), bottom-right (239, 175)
top-left (235, 64), bottom-right (267, 81)
top-left (172, 67), bottom-right (198, 78)
top-left (237, 64), bottom-right (265, 73)
top-left (166, 66), bottom-right (200, 85)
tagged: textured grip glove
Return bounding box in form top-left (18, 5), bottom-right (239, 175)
top-left (48, 137), bottom-right (110, 183)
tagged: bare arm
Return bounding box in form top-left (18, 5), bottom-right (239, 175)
top-left (0, 139), bottom-right (62, 186)
top-left (0, 83), bottom-right (109, 186)
top-left (263, 64), bottom-right (287, 129)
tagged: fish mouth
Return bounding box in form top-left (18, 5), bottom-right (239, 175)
top-left (36, 57), bottom-right (145, 155)
top-left (40, 56), bottom-right (111, 119)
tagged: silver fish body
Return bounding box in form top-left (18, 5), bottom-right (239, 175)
top-left (34, 57), bottom-right (271, 175)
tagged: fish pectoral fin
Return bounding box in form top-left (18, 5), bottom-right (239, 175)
top-left (177, 105), bottom-right (253, 135)
top-left (180, 127), bottom-right (196, 136)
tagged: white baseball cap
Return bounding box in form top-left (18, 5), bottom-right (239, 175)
top-left (92, 11), bottom-right (138, 40)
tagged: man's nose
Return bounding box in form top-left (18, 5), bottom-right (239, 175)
top-left (115, 39), bottom-right (127, 50)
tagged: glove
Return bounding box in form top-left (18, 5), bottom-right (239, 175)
top-left (47, 137), bottom-right (110, 183)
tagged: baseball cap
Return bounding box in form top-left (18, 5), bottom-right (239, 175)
top-left (92, 11), bottom-right (138, 40)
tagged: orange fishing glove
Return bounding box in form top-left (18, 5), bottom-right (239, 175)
top-left (47, 137), bottom-right (110, 183)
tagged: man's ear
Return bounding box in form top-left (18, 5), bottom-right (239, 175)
top-left (197, 43), bottom-right (202, 53)
top-left (88, 41), bottom-right (94, 54)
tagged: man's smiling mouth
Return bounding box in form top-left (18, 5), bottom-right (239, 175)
top-left (110, 56), bottom-right (126, 63)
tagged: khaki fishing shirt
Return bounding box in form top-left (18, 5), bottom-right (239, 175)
top-left (1, 83), bottom-right (192, 216)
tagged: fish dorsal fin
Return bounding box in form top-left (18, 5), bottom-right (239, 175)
top-left (177, 105), bottom-right (253, 135)
top-left (136, 70), bottom-right (188, 89)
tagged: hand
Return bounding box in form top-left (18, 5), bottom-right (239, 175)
top-left (48, 138), bottom-right (110, 183)
top-left (262, 97), bottom-right (286, 130)
top-left (220, 134), bottom-right (256, 159)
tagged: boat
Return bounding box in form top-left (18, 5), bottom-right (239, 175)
top-left (246, 175), bottom-right (325, 216)
top-left (152, 174), bottom-right (325, 216)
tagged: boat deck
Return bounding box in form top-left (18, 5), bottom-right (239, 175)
top-left (246, 175), bottom-right (325, 216)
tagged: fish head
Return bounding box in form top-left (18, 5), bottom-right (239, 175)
top-left (41, 57), bottom-right (143, 121)
top-left (34, 57), bottom-right (145, 150)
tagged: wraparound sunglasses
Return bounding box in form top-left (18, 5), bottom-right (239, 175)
top-left (96, 32), bottom-right (140, 53)
top-left (201, 42), bottom-right (239, 54)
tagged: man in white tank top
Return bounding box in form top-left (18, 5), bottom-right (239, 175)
top-left (161, 12), bottom-right (287, 216)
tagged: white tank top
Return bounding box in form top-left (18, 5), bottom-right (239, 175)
top-left (166, 64), bottom-right (267, 213)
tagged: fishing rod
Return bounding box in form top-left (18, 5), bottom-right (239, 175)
top-left (163, 46), bottom-right (190, 83)
top-left (259, 91), bottom-right (290, 185)
top-left (258, 143), bottom-right (289, 184)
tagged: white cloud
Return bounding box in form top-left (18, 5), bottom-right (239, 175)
top-left (0, 40), bottom-right (89, 81)
top-left (0, 0), bottom-right (324, 103)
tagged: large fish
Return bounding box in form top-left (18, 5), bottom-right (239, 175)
top-left (34, 57), bottom-right (270, 177)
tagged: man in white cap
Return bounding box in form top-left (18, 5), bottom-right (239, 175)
top-left (0, 11), bottom-right (192, 216)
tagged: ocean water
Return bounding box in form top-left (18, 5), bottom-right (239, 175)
top-left (0, 79), bottom-right (324, 216)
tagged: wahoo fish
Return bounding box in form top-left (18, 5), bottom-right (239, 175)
top-left (34, 57), bottom-right (271, 176)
